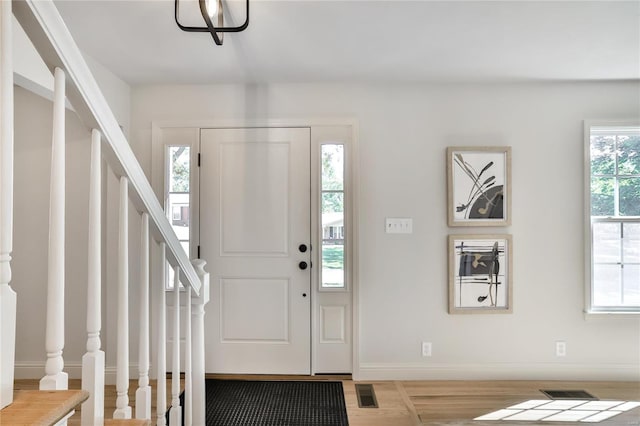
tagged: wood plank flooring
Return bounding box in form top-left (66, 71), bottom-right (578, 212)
top-left (398, 380), bottom-right (640, 425)
top-left (0, 389), bottom-right (88, 426)
top-left (14, 378), bottom-right (180, 426)
top-left (13, 378), bottom-right (640, 425)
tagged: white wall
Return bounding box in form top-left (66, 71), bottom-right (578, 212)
top-left (13, 86), bottom-right (91, 376)
top-left (13, 16), bottom-right (52, 101)
top-left (82, 54), bottom-right (131, 137)
top-left (11, 79), bottom-right (639, 381)
top-left (13, 84), bottom-right (142, 380)
top-left (12, 45), bottom-right (133, 379)
top-left (13, 14), bottom-right (132, 136)
top-left (130, 81), bottom-right (640, 380)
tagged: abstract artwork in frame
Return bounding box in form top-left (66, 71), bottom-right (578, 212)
top-left (449, 235), bottom-right (513, 314)
top-left (447, 146), bottom-right (511, 227)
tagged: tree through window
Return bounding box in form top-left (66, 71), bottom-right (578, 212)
top-left (588, 124), bottom-right (640, 312)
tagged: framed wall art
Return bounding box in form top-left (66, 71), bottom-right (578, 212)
top-left (447, 146), bottom-right (511, 227)
top-left (448, 234), bottom-right (513, 314)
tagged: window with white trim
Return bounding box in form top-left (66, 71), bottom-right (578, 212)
top-left (321, 144), bottom-right (345, 288)
top-left (166, 145), bottom-right (191, 289)
top-left (587, 124), bottom-right (640, 312)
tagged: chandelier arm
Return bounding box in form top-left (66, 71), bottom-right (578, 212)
top-left (198, 0), bottom-right (223, 45)
top-left (175, 0), bottom-right (249, 33)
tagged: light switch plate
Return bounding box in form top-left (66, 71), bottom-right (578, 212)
top-left (385, 218), bottom-right (413, 234)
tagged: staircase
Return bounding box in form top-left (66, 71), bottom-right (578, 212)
top-left (1, 389), bottom-right (89, 425)
top-left (0, 0), bottom-right (210, 425)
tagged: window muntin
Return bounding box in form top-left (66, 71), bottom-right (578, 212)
top-left (321, 144), bottom-right (345, 289)
top-left (592, 222), bottom-right (640, 307)
top-left (588, 125), bottom-right (640, 312)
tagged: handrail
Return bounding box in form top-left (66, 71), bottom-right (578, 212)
top-left (12, 0), bottom-right (201, 295)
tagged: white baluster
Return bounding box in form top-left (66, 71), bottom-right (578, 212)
top-left (114, 176), bottom-right (131, 419)
top-left (157, 244), bottom-right (167, 426)
top-left (153, 242), bottom-right (167, 426)
top-left (191, 259), bottom-right (210, 426)
top-left (136, 212), bottom-right (151, 420)
top-left (0, 0), bottom-right (16, 409)
top-left (81, 129), bottom-right (104, 426)
top-left (40, 67), bottom-right (68, 393)
top-left (185, 286), bottom-right (192, 426)
top-left (169, 266), bottom-right (181, 426)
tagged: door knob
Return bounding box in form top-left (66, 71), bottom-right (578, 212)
top-left (299, 244), bottom-right (308, 253)
top-left (299, 261), bottom-right (308, 270)
top-left (302, 293), bottom-right (307, 298)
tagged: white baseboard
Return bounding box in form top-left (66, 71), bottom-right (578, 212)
top-left (357, 362), bottom-right (640, 382)
top-left (15, 362), bottom-right (140, 385)
top-left (16, 360), bottom-right (637, 383)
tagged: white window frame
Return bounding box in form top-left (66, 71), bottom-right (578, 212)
top-left (318, 143), bottom-right (347, 290)
top-left (584, 120), bottom-right (640, 314)
top-left (163, 142), bottom-right (198, 290)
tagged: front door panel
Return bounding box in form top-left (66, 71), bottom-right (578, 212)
top-left (200, 127), bottom-right (311, 374)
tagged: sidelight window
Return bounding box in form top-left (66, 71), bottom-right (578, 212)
top-left (166, 145), bottom-right (191, 289)
top-left (321, 144), bottom-right (345, 288)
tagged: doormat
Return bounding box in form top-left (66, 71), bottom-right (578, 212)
top-left (205, 379), bottom-right (349, 426)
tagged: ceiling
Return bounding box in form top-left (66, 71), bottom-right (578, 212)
top-left (53, 0), bottom-right (640, 86)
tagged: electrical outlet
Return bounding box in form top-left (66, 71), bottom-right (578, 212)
top-left (422, 342), bottom-right (432, 357)
top-left (556, 341), bottom-right (566, 357)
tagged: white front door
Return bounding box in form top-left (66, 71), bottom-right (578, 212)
top-left (199, 127), bottom-right (311, 374)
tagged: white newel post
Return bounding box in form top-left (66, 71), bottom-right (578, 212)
top-left (169, 266), bottom-right (181, 426)
top-left (114, 176), bottom-right (132, 419)
top-left (81, 129), bottom-right (105, 426)
top-left (191, 260), bottom-right (209, 426)
top-left (184, 286), bottom-right (192, 426)
top-left (0, 0), bottom-right (16, 409)
top-left (136, 212), bottom-right (151, 420)
top-left (157, 244), bottom-right (167, 426)
top-left (40, 67), bottom-right (68, 393)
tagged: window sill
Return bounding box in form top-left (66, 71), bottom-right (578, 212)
top-left (584, 310), bottom-right (640, 320)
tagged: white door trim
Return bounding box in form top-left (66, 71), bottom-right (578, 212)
top-left (151, 118), bottom-right (360, 379)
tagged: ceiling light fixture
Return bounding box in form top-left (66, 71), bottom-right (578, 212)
top-left (175, 0), bottom-right (249, 46)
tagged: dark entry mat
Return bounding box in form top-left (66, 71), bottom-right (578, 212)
top-left (205, 379), bottom-right (349, 426)
top-left (540, 389), bottom-right (598, 400)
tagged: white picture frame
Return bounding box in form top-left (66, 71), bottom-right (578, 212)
top-left (447, 146), bottom-right (512, 227)
top-left (449, 234), bottom-right (513, 314)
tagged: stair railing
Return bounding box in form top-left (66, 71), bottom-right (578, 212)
top-left (0, 0), bottom-right (17, 412)
top-left (6, 1), bottom-right (210, 425)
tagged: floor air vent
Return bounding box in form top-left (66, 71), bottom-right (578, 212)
top-left (540, 390), bottom-right (597, 400)
top-left (355, 384), bottom-right (378, 408)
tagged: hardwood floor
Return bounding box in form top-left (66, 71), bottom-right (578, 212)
top-left (13, 378), bottom-right (640, 425)
top-left (380, 380), bottom-right (640, 425)
top-left (0, 389), bottom-right (88, 426)
top-left (13, 378), bottom-right (180, 426)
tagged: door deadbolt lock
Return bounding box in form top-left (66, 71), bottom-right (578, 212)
top-left (299, 244), bottom-right (308, 253)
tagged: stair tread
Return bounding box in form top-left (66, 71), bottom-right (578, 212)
top-left (0, 389), bottom-right (89, 426)
top-left (105, 420), bottom-right (152, 426)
